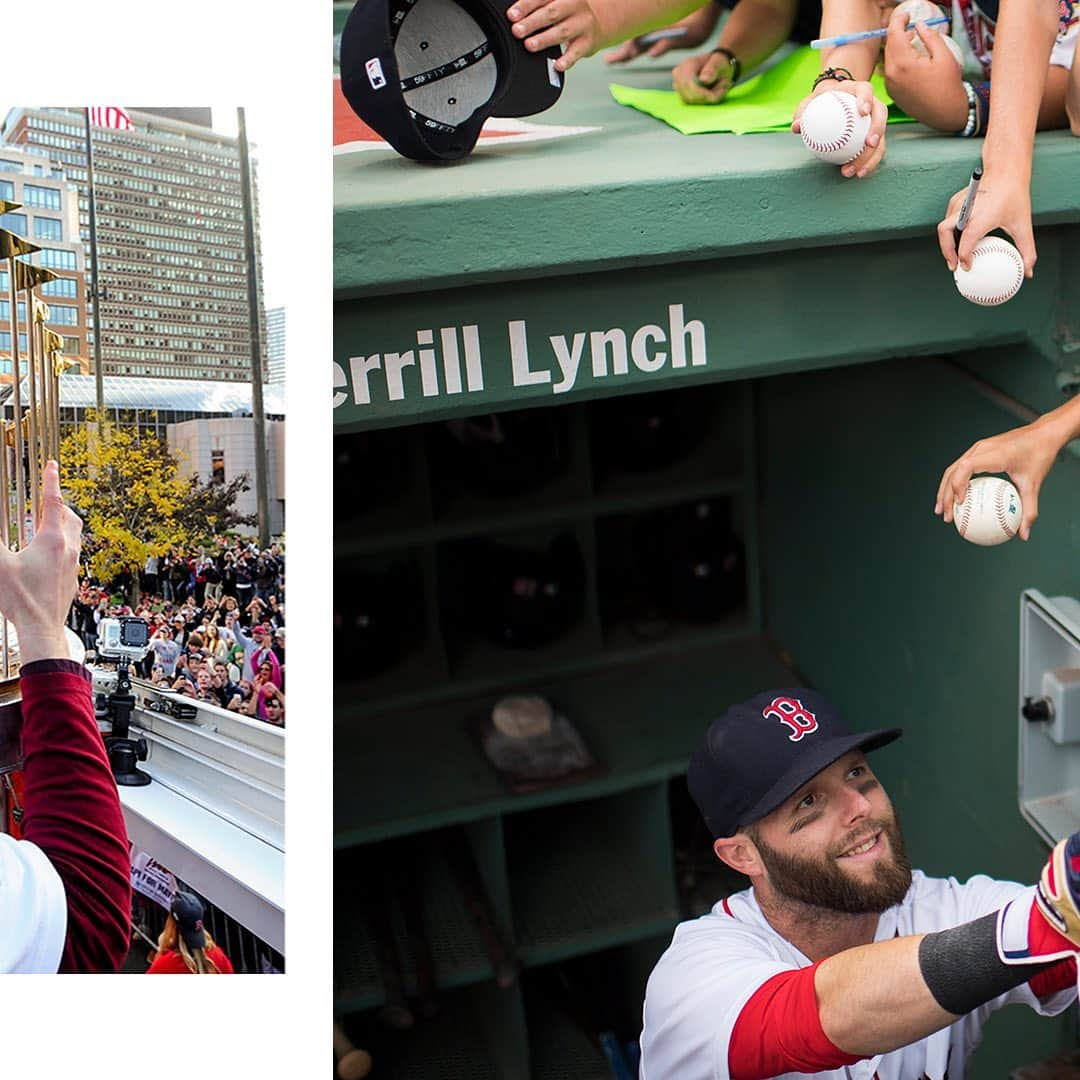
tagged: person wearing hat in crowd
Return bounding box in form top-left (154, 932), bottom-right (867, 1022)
top-left (0, 461), bottom-right (131, 972)
top-left (233, 620), bottom-right (282, 686)
top-left (149, 624), bottom-right (181, 679)
top-left (640, 688), bottom-right (1080, 1077)
top-left (147, 890), bottom-right (234, 974)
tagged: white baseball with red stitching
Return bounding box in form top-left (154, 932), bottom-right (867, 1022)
top-left (894, 0), bottom-right (949, 57)
top-left (954, 476), bottom-right (1021, 546)
top-left (800, 91), bottom-right (871, 165)
top-left (954, 237), bottom-right (1024, 306)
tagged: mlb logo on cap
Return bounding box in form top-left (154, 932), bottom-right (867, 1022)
top-left (340, 0), bottom-right (564, 162)
top-left (366, 57), bottom-right (388, 90)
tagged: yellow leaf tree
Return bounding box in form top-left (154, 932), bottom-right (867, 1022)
top-left (60, 416), bottom-right (236, 600)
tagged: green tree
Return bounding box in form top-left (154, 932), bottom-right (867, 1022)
top-left (60, 416), bottom-right (254, 600)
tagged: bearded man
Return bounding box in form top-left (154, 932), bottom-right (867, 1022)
top-left (640, 689), bottom-right (1080, 1079)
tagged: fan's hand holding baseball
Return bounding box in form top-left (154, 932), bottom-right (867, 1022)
top-left (882, 11), bottom-right (967, 131)
top-left (793, 81), bottom-right (886, 178)
top-left (934, 414), bottom-right (1067, 540)
top-left (938, 171), bottom-right (1036, 277)
top-left (507, 0), bottom-right (600, 71)
top-left (0, 460), bottom-right (81, 664)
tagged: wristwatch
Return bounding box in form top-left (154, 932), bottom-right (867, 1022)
top-left (711, 46), bottom-right (741, 85)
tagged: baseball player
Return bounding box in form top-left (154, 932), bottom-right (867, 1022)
top-left (0, 460), bottom-right (131, 973)
top-left (934, 392), bottom-right (1080, 541)
top-left (640, 688), bottom-right (1080, 1078)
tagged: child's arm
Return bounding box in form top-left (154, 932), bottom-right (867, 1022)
top-left (791, 0), bottom-right (888, 178)
top-left (673, 0), bottom-right (798, 104)
top-left (935, 394), bottom-right (1080, 541)
top-left (937, 0), bottom-right (1059, 275)
top-left (507, 0), bottom-right (705, 72)
top-left (882, 14), bottom-right (968, 130)
top-left (605, 3), bottom-right (722, 65)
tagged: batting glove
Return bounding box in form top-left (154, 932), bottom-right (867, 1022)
top-left (997, 834), bottom-right (1080, 965)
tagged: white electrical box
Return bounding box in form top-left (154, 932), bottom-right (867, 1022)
top-left (1019, 590), bottom-right (1080, 846)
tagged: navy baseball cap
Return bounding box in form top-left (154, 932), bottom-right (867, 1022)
top-left (688, 688), bottom-right (902, 838)
top-left (171, 890), bottom-right (207, 950)
top-left (340, 0), bottom-right (564, 162)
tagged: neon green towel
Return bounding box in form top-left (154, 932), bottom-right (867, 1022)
top-left (610, 46), bottom-right (914, 135)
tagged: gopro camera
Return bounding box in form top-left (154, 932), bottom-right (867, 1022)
top-left (97, 616), bottom-right (151, 662)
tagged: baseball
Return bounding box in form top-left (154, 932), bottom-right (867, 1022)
top-left (800, 91), bottom-right (871, 165)
top-left (954, 237), bottom-right (1024, 306)
top-left (954, 476), bottom-right (1021, 546)
top-left (492, 694), bottom-right (554, 738)
top-left (893, 0), bottom-right (959, 61)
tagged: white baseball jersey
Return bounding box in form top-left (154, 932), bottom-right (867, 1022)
top-left (640, 870), bottom-right (1075, 1080)
top-left (0, 833), bottom-right (67, 973)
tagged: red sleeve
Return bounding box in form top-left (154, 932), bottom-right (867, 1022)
top-left (1028, 957), bottom-right (1077, 998)
top-left (729, 962), bottom-right (864, 1080)
top-left (19, 659), bottom-right (131, 973)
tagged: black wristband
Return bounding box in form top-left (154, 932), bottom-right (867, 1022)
top-left (711, 47), bottom-right (741, 85)
top-left (918, 912), bottom-right (1056, 1016)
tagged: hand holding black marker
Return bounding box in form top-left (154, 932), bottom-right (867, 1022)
top-left (952, 166), bottom-right (983, 250)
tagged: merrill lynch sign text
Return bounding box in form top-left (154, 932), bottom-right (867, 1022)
top-left (334, 304), bottom-right (707, 408)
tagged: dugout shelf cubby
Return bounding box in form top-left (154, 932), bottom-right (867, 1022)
top-left (427, 403), bottom-right (591, 527)
top-left (334, 632), bottom-right (796, 847)
top-left (338, 981), bottom-right (529, 1080)
top-left (504, 785), bottom-right (679, 967)
top-left (333, 821), bottom-right (513, 1014)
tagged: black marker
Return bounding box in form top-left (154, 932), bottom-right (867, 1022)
top-left (953, 165), bottom-right (983, 251)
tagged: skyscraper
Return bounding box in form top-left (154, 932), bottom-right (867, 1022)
top-left (267, 305), bottom-right (285, 384)
top-left (2, 107), bottom-right (267, 382)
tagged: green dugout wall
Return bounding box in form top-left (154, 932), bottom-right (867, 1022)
top-left (334, 26), bottom-right (1080, 1077)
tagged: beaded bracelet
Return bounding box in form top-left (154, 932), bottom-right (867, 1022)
top-left (812, 66), bottom-right (855, 90)
top-left (957, 80), bottom-right (977, 137)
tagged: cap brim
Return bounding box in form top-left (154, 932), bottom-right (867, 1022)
top-left (736, 727), bottom-right (902, 833)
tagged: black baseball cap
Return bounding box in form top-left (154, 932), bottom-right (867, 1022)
top-left (340, 0), bottom-right (565, 162)
top-left (171, 890), bottom-right (207, 950)
top-left (688, 688), bottom-right (902, 838)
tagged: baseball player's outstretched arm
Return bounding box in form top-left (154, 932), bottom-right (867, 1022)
top-left (937, 0), bottom-right (1058, 275)
top-left (6, 462), bottom-right (131, 972)
top-left (728, 849), bottom-right (1080, 1077)
top-left (934, 394), bottom-right (1080, 540)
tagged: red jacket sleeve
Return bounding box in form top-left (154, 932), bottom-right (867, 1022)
top-left (729, 962), bottom-right (864, 1080)
top-left (19, 659), bottom-right (131, 972)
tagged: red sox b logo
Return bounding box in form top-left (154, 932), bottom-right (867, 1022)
top-left (764, 696), bottom-right (819, 742)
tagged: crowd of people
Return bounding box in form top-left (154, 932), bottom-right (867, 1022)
top-left (70, 537), bottom-right (286, 727)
